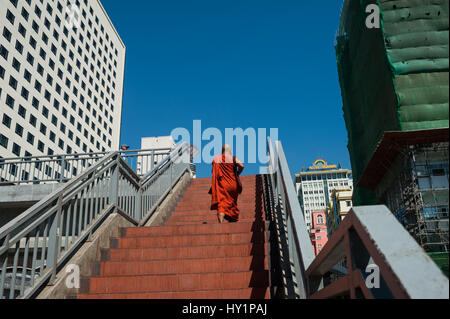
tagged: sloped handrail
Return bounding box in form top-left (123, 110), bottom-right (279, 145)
top-left (0, 142), bottom-right (192, 299)
top-left (266, 138), bottom-right (316, 299)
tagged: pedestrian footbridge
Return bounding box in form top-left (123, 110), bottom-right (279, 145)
top-left (0, 140), bottom-right (448, 299)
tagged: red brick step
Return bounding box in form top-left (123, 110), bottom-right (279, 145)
top-left (107, 243), bottom-right (267, 262)
top-left (100, 256), bottom-right (268, 276)
top-left (86, 270), bottom-right (269, 294)
top-left (124, 222), bottom-right (264, 237)
top-left (166, 215), bottom-right (258, 225)
top-left (78, 287), bottom-right (269, 299)
top-left (117, 232), bottom-right (266, 249)
top-left (78, 175), bottom-right (269, 299)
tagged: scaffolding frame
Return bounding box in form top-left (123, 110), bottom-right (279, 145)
top-left (381, 142), bottom-right (449, 253)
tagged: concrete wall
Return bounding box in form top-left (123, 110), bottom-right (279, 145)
top-left (36, 212), bottom-right (135, 299)
top-left (0, 184), bottom-right (63, 227)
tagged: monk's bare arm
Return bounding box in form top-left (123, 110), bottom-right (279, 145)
top-left (235, 158), bottom-right (244, 175)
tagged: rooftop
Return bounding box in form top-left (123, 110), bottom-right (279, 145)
top-left (295, 159), bottom-right (352, 182)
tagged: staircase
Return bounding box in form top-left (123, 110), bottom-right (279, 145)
top-left (77, 175), bottom-right (270, 299)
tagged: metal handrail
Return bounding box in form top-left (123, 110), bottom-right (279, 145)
top-left (266, 138), bottom-right (316, 299)
top-left (140, 143), bottom-right (185, 184)
top-left (0, 147), bottom-right (173, 185)
top-left (0, 143), bottom-right (192, 299)
top-left (0, 152), bottom-right (117, 239)
top-left (0, 147), bottom-right (173, 162)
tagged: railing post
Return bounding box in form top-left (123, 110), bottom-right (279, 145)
top-left (0, 234), bottom-right (10, 298)
top-left (48, 195), bottom-right (63, 285)
top-left (136, 188), bottom-right (142, 220)
top-left (59, 155), bottom-right (66, 182)
top-left (150, 150), bottom-right (155, 172)
top-left (109, 156), bottom-right (120, 212)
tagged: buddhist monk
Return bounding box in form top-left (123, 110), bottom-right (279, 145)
top-left (209, 144), bottom-right (244, 223)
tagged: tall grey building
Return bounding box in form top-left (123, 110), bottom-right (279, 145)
top-left (295, 159), bottom-right (353, 231)
top-left (0, 0), bottom-right (125, 180)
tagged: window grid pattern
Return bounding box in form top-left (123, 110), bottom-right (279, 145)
top-left (0, 0), bottom-right (125, 168)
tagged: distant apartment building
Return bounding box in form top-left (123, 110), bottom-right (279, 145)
top-left (0, 0), bottom-right (125, 182)
top-left (326, 188), bottom-right (353, 236)
top-left (309, 211), bottom-right (328, 256)
top-left (137, 136), bottom-right (176, 175)
top-left (295, 159), bottom-right (353, 231)
top-left (137, 135), bottom-right (196, 178)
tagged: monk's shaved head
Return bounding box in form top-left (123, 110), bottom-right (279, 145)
top-left (222, 144), bottom-right (232, 155)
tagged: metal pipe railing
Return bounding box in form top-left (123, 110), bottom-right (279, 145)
top-left (0, 143), bottom-right (192, 299)
top-left (0, 147), bottom-right (173, 186)
top-left (266, 137), bottom-right (316, 298)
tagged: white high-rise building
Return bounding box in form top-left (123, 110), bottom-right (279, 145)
top-left (137, 136), bottom-right (197, 178)
top-left (0, 0), bottom-right (125, 173)
top-left (137, 136), bottom-right (176, 175)
top-left (295, 159), bottom-right (353, 231)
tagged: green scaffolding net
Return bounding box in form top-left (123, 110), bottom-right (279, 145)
top-left (336, 0), bottom-right (449, 205)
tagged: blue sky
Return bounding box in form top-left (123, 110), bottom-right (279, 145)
top-left (102, 0), bottom-right (350, 178)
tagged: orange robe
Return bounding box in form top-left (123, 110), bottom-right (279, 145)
top-left (209, 154), bottom-right (242, 221)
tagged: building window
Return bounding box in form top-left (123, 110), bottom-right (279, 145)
top-left (27, 53), bottom-right (34, 65)
top-left (6, 10), bottom-right (15, 25)
top-left (0, 45), bottom-right (9, 60)
top-left (18, 105), bottom-right (26, 118)
top-left (0, 134), bottom-right (8, 149)
top-left (12, 143), bottom-right (21, 156)
top-left (21, 170), bottom-right (30, 182)
top-left (9, 164), bottom-right (17, 176)
top-left (15, 124), bottom-right (23, 137)
top-left (18, 23), bottom-right (26, 37)
top-left (24, 69), bottom-right (32, 82)
top-left (21, 87), bottom-right (29, 100)
top-left (3, 27), bottom-right (12, 42)
top-left (21, 7), bottom-right (29, 20)
top-left (9, 76), bottom-right (18, 89)
top-left (29, 114), bottom-right (37, 127)
top-left (27, 132), bottom-right (34, 145)
top-left (37, 141), bottom-right (45, 152)
top-left (40, 123), bottom-right (47, 135)
top-left (6, 95), bottom-right (15, 108)
top-left (2, 114), bottom-right (12, 128)
top-left (317, 214), bottom-right (324, 225)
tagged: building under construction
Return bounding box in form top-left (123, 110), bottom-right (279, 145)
top-left (335, 0), bottom-right (449, 271)
top-left (361, 137), bottom-right (449, 253)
